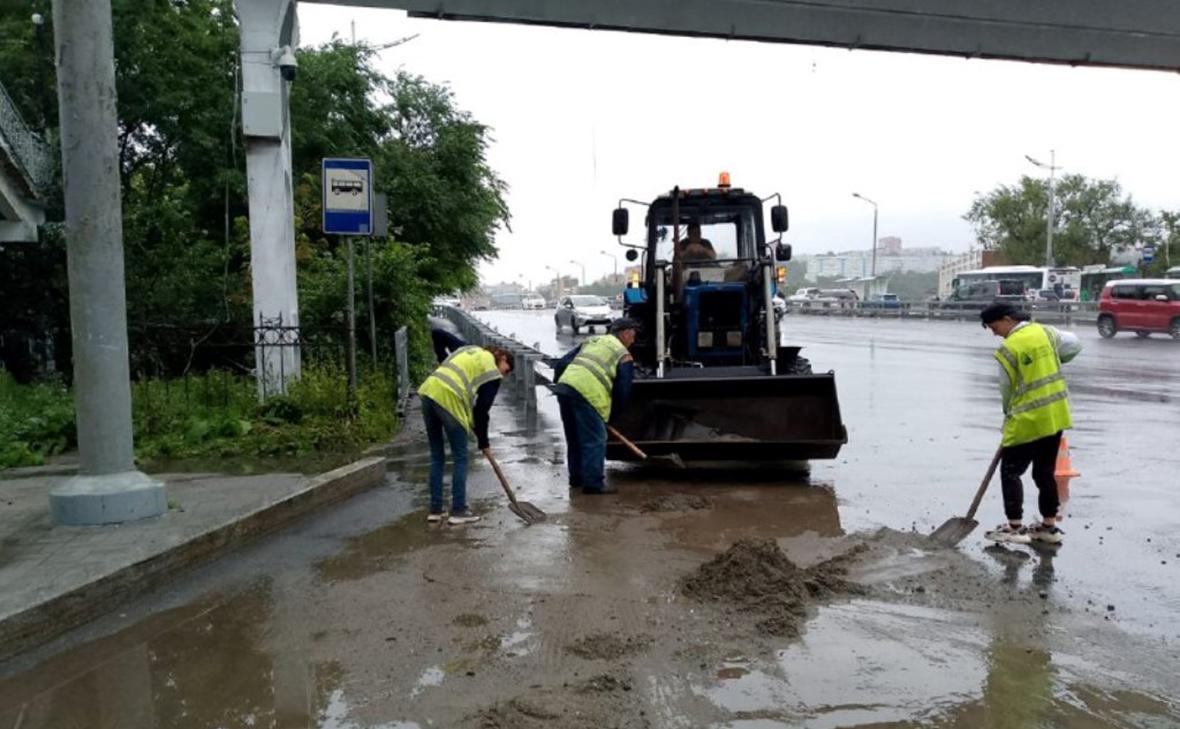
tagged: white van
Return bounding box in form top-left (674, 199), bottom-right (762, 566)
top-left (522, 292), bottom-right (546, 310)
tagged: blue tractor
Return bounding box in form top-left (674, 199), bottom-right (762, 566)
top-left (608, 176), bottom-right (846, 463)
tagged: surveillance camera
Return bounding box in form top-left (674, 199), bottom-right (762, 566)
top-left (273, 46), bottom-right (298, 82)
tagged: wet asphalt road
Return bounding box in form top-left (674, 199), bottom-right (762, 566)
top-left (1, 312), bottom-right (1177, 727)
top-left (487, 309), bottom-right (1180, 633)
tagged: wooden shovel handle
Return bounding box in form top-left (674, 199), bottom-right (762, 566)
top-left (483, 450), bottom-right (520, 506)
top-left (606, 425), bottom-right (648, 460)
top-left (965, 447), bottom-right (1004, 521)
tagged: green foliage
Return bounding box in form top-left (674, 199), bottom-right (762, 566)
top-left (965, 174), bottom-right (1166, 267)
top-left (131, 366), bottom-right (397, 464)
top-left (0, 10), bottom-right (508, 384)
top-left (0, 371), bottom-right (75, 468)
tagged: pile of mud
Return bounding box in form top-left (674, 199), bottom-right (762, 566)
top-left (468, 674), bottom-right (649, 729)
top-left (681, 538), bottom-right (865, 637)
top-left (637, 494), bottom-right (713, 513)
top-left (566, 633), bottom-right (650, 660)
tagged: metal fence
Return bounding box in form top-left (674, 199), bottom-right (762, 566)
top-left (0, 79), bottom-right (53, 196)
top-left (784, 299), bottom-right (1100, 326)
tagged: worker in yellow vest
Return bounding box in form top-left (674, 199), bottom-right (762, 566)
top-left (552, 318), bottom-right (639, 494)
top-left (418, 345), bottom-right (515, 525)
top-left (980, 303), bottom-right (1081, 545)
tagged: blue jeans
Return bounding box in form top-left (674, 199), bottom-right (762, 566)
top-left (556, 386), bottom-right (607, 492)
top-left (420, 397), bottom-right (470, 514)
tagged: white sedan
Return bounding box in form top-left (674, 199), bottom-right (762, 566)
top-left (554, 295), bottom-right (614, 334)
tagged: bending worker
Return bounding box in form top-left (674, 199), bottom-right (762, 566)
top-left (552, 318), bottom-right (638, 494)
top-left (979, 303), bottom-right (1081, 545)
top-left (418, 344), bottom-right (515, 525)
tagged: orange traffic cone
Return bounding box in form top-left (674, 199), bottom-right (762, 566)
top-left (1055, 436), bottom-right (1080, 519)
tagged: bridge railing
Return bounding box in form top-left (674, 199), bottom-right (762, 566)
top-left (784, 299), bottom-right (1100, 325)
top-left (0, 80), bottom-right (53, 197)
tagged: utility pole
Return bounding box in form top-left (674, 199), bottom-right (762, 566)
top-left (852, 193), bottom-right (879, 278)
top-left (600, 250), bottom-right (618, 281)
top-left (569, 259), bottom-right (586, 287)
top-left (1026, 150), bottom-right (1060, 267)
top-left (48, 0), bottom-right (164, 524)
top-left (365, 239), bottom-right (377, 362)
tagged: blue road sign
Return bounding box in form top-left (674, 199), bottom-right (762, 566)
top-left (322, 158), bottom-right (373, 235)
top-left (1143, 246), bottom-right (1155, 264)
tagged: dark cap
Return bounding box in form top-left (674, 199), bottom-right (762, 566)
top-left (608, 317), bottom-right (641, 335)
top-left (979, 302), bottom-right (1023, 327)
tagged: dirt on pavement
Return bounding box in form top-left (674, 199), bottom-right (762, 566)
top-left (636, 493), bottom-right (713, 513)
top-left (682, 537), bottom-right (867, 637)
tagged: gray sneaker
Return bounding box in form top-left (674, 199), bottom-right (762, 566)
top-left (1027, 523), bottom-right (1064, 544)
top-left (447, 511), bottom-right (481, 526)
top-left (984, 523), bottom-right (1032, 544)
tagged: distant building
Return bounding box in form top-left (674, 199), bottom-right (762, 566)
top-left (805, 237), bottom-right (950, 282)
top-left (937, 249), bottom-right (1006, 298)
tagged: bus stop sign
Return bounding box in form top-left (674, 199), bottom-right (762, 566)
top-left (1143, 246), bottom-right (1155, 264)
top-left (322, 158), bottom-right (373, 235)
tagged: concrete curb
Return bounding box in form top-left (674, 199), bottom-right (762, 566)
top-left (0, 456), bottom-right (386, 663)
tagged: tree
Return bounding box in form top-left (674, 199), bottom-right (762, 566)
top-left (965, 174), bottom-right (1156, 267)
top-left (0, 8), bottom-right (509, 380)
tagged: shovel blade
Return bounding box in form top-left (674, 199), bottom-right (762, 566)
top-left (929, 517), bottom-right (979, 547)
top-left (509, 501), bottom-right (547, 525)
top-left (648, 453), bottom-right (686, 469)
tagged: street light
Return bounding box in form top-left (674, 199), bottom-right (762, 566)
top-left (599, 250), bottom-right (618, 280)
top-left (851, 192), bottom-right (879, 277)
top-left (544, 265), bottom-right (563, 299)
top-left (569, 259), bottom-right (586, 287)
top-left (1025, 150), bottom-right (1061, 267)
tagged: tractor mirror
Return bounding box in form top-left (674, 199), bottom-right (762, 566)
top-left (612, 208), bottom-right (629, 236)
top-left (771, 205), bottom-right (789, 233)
top-left (625, 249), bottom-right (639, 262)
top-left (775, 243), bottom-right (793, 262)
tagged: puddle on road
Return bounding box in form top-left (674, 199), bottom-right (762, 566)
top-left (313, 509), bottom-right (482, 583)
top-left (693, 599), bottom-right (1180, 728)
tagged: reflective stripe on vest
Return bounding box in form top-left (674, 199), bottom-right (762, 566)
top-left (417, 346), bottom-right (501, 434)
top-left (558, 335), bottom-right (628, 421)
top-left (994, 323), bottom-right (1072, 447)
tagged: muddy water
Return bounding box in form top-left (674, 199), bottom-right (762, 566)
top-left (1, 314), bottom-right (1178, 727)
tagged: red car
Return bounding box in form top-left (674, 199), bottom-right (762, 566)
top-left (1097, 279), bottom-right (1180, 339)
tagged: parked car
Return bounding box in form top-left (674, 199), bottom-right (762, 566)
top-left (555, 295), bottom-right (614, 334)
top-left (522, 293), bottom-right (547, 310)
top-left (862, 293), bottom-right (901, 310)
top-left (816, 289), bottom-right (859, 309)
top-left (1097, 279), bottom-right (1180, 339)
top-left (432, 294), bottom-right (461, 309)
top-left (788, 287), bottom-right (821, 303)
top-left (1027, 289), bottom-right (1061, 302)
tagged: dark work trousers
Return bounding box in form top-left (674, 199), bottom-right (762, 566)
top-left (1000, 431), bottom-right (1062, 523)
top-left (555, 385), bottom-right (607, 492)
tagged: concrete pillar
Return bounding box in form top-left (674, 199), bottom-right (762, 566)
top-left (48, 0), bottom-right (165, 525)
top-left (237, 0), bottom-right (301, 396)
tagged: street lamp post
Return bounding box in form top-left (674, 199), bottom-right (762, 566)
top-left (569, 259), bottom-right (586, 288)
top-left (599, 250), bottom-right (618, 281)
top-left (852, 193), bottom-right (879, 277)
top-left (1025, 150), bottom-right (1060, 267)
top-left (544, 265), bottom-right (562, 299)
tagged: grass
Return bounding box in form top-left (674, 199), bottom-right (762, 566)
top-left (0, 365), bottom-right (400, 471)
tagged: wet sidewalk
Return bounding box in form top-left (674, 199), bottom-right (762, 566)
top-left (0, 458), bottom-right (385, 662)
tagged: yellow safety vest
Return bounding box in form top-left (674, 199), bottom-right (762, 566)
top-left (417, 346), bottom-right (502, 434)
top-left (994, 323), bottom-right (1072, 447)
top-left (558, 335), bottom-right (630, 421)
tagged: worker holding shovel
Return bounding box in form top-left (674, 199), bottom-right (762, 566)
top-left (418, 345), bottom-right (514, 525)
top-left (552, 318), bottom-right (639, 494)
top-left (979, 303), bottom-right (1081, 545)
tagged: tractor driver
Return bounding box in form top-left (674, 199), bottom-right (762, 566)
top-left (678, 222), bottom-right (717, 262)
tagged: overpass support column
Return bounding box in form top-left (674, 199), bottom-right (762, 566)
top-left (48, 0), bottom-right (164, 524)
top-left (237, 0), bottom-right (301, 396)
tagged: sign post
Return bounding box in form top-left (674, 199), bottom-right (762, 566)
top-left (323, 159), bottom-right (374, 408)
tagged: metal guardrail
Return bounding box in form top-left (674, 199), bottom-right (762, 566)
top-left (785, 300), bottom-right (1100, 325)
top-left (0, 80), bottom-right (53, 197)
top-left (433, 305), bottom-right (545, 413)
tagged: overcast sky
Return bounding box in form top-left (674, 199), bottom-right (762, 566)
top-left (298, 6), bottom-right (1180, 287)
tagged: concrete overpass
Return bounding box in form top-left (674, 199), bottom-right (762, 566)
top-left (0, 81), bottom-right (50, 243)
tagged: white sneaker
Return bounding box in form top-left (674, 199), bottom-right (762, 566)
top-left (447, 512), bottom-right (481, 526)
top-left (984, 523), bottom-right (1031, 544)
top-left (426, 512), bottom-right (445, 523)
